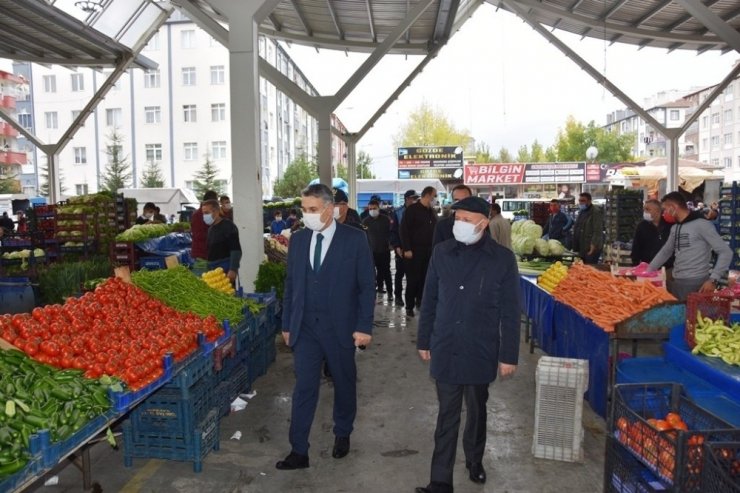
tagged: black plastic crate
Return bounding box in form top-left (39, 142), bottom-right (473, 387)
top-left (610, 383), bottom-right (739, 491)
top-left (701, 442), bottom-right (740, 493)
top-left (124, 408), bottom-right (220, 473)
top-left (605, 436), bottom-right (664, 493)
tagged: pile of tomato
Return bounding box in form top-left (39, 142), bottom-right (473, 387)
top-left (615, 412), bottom-right (706, 484)
top-left (0, 278), bottom-right (223, 390)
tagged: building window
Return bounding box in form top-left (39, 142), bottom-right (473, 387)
top-left (702, 115), bottom-right (708, 127)
top-left (182, 67), bottom-right (196, 86)
top-left (211, 141), bottom-right (227, 159)
top-left (145, 31), bottom-right (160, 51)
top-left (725, 133), bottom-right (733, 146)
top-left (145, 143), bottom-right (162, 162)
top-left (43, 75), bottom-right (56, 93)
top-left (44, 112), bottom-right (58, 129)
top-left (725, 157), bottom-right (733, 168)
top-left (711, 135), bottom-right (720, 148)
top-left (144, 69), bottom-right (160, 88)
top-left (73, 147), bottom-right (87, 164)
top-left (181, 29), bottom-right (196, 49)
top-left (75, 184), bottom-right (89, 196)
top-left (712, 112), bottom-right (720, 124)
top-left (71, 73), bottom-right (84, 92)
top-left (211, 103), bottom-right (225, 122)
top-left (18, 112), bottom-right (32, 129)
top-left (725, 109), bottom-right (733, 122)
top-left (184, 142), bottom-right (198, 160)
top-left (669, 110), bottom-right (680, 121)
top-left (185, 180), bottom-right (196, 190)
top-left (71, 110), bottom-right (85, 127)
top-left (702, 138), bottom-right (708, 150)
top-left (105, 108), bottom-right (122, 127)
top-left (210, 65), bottom-right (225, 85)
top-left (713, 158), bottom-right (720, 167)
top-left (183, 105), bottom-right (197, 123)
top-left (144, 106), bottom-right (161, 124)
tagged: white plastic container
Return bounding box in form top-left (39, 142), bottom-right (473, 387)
top-left (532, 356), bottom-right (589, 462)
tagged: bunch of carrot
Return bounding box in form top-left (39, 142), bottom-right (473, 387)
top-left (551, 264), bottom-right (676, 332)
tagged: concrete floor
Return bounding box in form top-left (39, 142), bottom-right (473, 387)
top-left (29, 296), bottom-right (607, 493)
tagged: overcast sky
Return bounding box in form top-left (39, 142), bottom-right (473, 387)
top-left (284, 3), bottom-right (735, 179)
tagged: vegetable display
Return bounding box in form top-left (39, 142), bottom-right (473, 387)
top-left (511, 220), bottom-right (566, 257)
top-left (0, 349), bottom-right (115, 479)
top-left (537, 262), bottom-right (568, 292)
top-left (0, 278), bottom-right (223, 390)
top-left (201, 268), bottom-right (236, 295)
top-left (131, 266), bottom-right (261, 325)
top-left (551, 264), bottom-right (676, 332)
top-left (115, 223), bottom-right (190, 242)
top-left (691, 314), bottom-right (740, 366)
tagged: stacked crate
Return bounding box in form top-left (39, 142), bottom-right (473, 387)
top-left (123, 352), bottom-right (220, 472)
top-left (55, 213), bottom-right (95, 259)
top-left (531, 202), bottom-right (551, 228)
top-left (718, 182), bottom-right (740, 269)
top-left (604, 190), bottom-right (644, 245)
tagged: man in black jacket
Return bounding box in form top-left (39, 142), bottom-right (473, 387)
top-left (400, 186), bottom-right (438, 317)
top-left (362, 199), bottom-right (393, 299)
top-left (432, 185), bottom-right (472, 246)
top-left (631, 199), bottom-right (673, 267)
top-left (389, 190), bottom-right (418, 308)
top-left (542, 200), bottom-right (571, 242)
top-left (415, 196), bottom-right (520, 493)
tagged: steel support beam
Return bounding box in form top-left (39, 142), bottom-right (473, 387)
top-left (172, 0), bottom-right (229, 47)
top-left (258, 57), bottom-right (321, 114)
top-left (679, 62), bottom-right (740, 137)
top-left (365, 0), bottom-right (377, 42)
top-left (326, 0), bottom-right (344, 39)
top-left (667, 137), bottom-right (679, 193)
top-left (673, 0), bottom-right (740, 53)
top-left (47, 153), bottom-right (60, 205)
top-left (346, 138), bottom-right (357, 207)
top-left (209, 0), bottom-right (266, 291)
top-left (0, 107), bottom-right (47, 150)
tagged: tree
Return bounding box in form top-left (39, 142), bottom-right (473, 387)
top-left (191, 155), bottom-right (224, 197)
top-left (552, 115), bottom-right (636, 162)
top-left (38, 162), bottom-right (66, 197)
top-left (531, 139), bottom-right (546, 162)
top-left (474, 142), bottom-right (494, 163)
top-left (516, 145), bottom-right (531, 163)
top-left (335, 151), bottom-right (376, 181)
top-left (273, 153), bottom-right (317, 198)
top-left (0, 175), bottom-right (20, 194)
top-left (141, 161), bottom-right (165, 188)
top-left (101, 129), bottom-right (132, 193)
top-left (394, 102), bottom-right (474, 152)
top-left (496, 147), bottom-right (513, 163)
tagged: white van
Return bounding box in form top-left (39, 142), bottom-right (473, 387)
top-left (498, 198), bottom-right (546, 220)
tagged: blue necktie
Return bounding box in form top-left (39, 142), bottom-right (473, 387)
top-left (314, 233), bottom-right (323, 273)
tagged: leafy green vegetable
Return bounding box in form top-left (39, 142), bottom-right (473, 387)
top-left (115, 223), bottom-right (191, 242)
top-left (254, 261), bottom-right (286, 300)
top-left (38, 257), bottom-right (113, 304)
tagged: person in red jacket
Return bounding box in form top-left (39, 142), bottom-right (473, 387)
top-left (190, 190), bottom-right (218, 261)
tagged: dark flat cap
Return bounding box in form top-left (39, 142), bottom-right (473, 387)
top-left (334, 189), bottom-right (349, 203)
top-left (451, 196), bottom-right (490, 216)
top-left (403, 189), bottom-right (419, 199)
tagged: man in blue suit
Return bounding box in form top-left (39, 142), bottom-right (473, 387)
top-left (276, 183), bottom-right (376, 470)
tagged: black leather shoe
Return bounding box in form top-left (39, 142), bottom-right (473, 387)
top-left (406, 309), bottom-right (414, 317)
top-left (395, 299), bottom-right (405, 307)
top-left (415, 482), bottom-right (453, 493)
top-left (275, 452), bottom-right (309, 470)
top-left (466, 461), bottom-right (486, 484)
top-left (332, 436), bottom-right (350, 458)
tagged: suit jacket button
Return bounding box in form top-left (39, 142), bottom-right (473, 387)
top-left (459, 285), bottom-right (464, 290)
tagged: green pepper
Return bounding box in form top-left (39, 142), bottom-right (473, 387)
top-left (0, 457), bottom-right (26, 477)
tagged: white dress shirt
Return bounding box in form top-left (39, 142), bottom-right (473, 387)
top-left (309, 219), bottom-right (337, 269)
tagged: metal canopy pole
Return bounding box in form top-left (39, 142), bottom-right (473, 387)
top-left (0, 107), bottom-right (47, 149)
top-left (210, 0), bottom-right (276, 291)
top-left (172, 0), bottom-right (230, 47)
top-left (346, 137), bottom-right (357, 207)
top-left (673, 0), bottom-right (740, 54)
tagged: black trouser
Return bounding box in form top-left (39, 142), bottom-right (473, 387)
top-left (430, 382), bottom-right (489, 486)
top-left (394, 254), bottom-right (405, 301)
top-left (372, 251), bottom-right (392, 295)
top-left (405, 249), bottom-right (431, 309)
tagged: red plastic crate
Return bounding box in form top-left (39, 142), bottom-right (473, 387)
top-left (685, 293), bottom-right (732, 349)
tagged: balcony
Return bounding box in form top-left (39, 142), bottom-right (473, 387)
top-left (0, 150), bottom-right (27, 166)
top-left (0, 122), bottom-right (18, 138)
top-left (0, 96), bottom-right (16, 110)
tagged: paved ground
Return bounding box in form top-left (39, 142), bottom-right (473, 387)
top-left (29, 295), bottom-right (607, 493)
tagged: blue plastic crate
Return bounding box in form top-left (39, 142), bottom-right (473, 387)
top-left (213, 381), bottom-right (231, 417)
top-left (165, 351), bottom-right (213, 392)
top-left (235, 314), bottom-right (257, 353)
top-left (201, 321), bottom-right (232, 357)
top-left (0, 455), bottom-right (43, 493)
top-left (228, 365), bottom-right (250, 401)
top-left (248, 339), bottom-right (267, 382)
top-left (129, 375), bottom-right (213, 436)
top-left (110, 354), bottom-right (174, 413)
top-left (124, 408), bottom-right (220, 473)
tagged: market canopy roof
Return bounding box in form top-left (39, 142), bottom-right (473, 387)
top-left (0, 0), bottom-right (166, 69)
top-left (170, 0), bottom-right (740, 55)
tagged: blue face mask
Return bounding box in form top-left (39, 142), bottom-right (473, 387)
top-left (203, 213), bottom-right (214, 225)
top-left (578, 204), bottom-right (588, 211)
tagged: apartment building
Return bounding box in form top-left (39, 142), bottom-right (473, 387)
top-left (11, 12), bottom-right (347, 199)
top-left (0, 70), bottom-right (28, 193)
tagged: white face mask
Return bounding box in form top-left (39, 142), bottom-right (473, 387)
top-left (203, 213), bottom-right (214, 226)
top-left (303, 205), bottom-right (330, 231)
top-left (369, 209), bottom-right (379, 218)
top-left (333, 206), bottom-right (341, 220)
top-left (453, 219), bottom-right (485, 245)
top-left (643, 212), bottom-right (653, 222)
